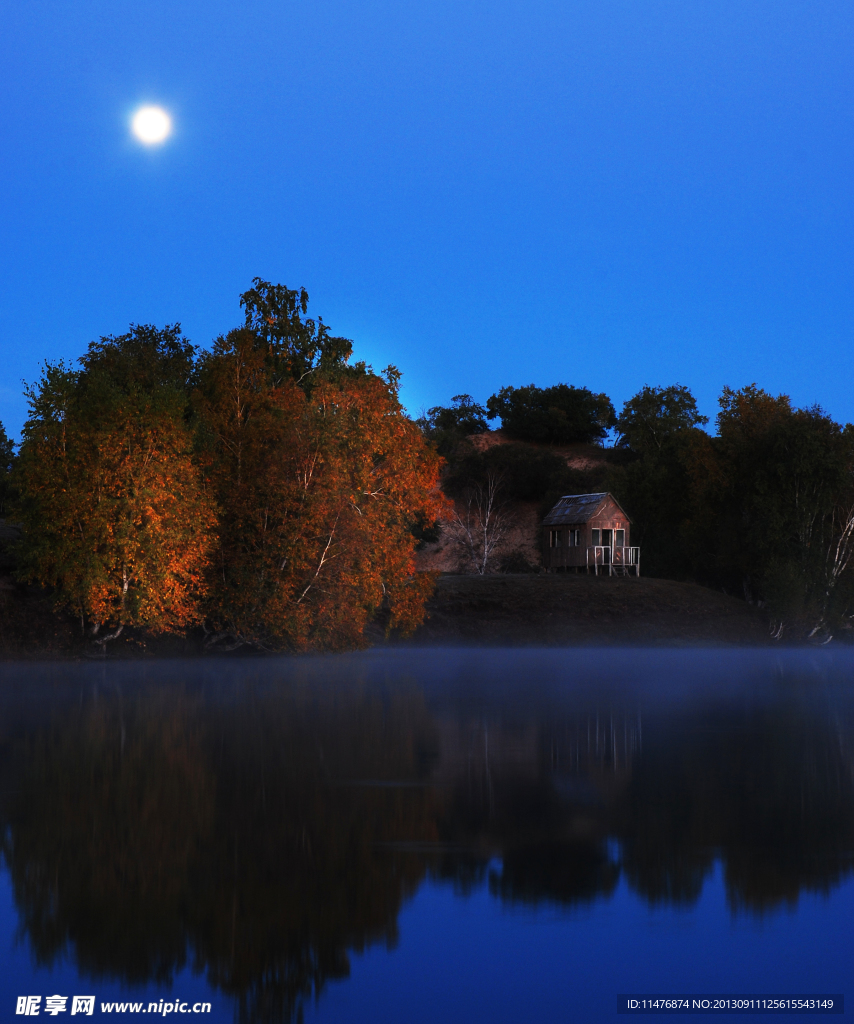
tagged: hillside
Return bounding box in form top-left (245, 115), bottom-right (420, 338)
top-left (377, 573), bottom-right (773, 647)
top-left (414, 429), bottom-right (611, 573)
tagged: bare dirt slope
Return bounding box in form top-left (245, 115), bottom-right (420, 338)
top-left (466, 430), bottom-right (609, 471)
top-left (382, 573), bottom-right (772, 647)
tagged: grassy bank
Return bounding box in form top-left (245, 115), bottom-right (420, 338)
top-left (378, 573), bottom-right (774, 647)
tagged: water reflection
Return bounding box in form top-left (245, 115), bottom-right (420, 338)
top-left (1, 652), bottom-right (853, 1021)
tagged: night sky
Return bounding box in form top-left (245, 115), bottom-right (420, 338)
top-left (2, 0), bottom-right (852, 437)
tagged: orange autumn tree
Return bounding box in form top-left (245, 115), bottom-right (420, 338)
top-left (196, 284), bottom-right (447, 651)
top-left (15, 326), bottom-right (216, 645)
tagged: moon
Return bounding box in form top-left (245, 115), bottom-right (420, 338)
top-left (131, 106), bottom-right (172, 145)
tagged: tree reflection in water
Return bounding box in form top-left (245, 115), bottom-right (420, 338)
top-left (0, 656), bottom-right (852, 1022)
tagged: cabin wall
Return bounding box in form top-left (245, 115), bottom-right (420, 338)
top-left (542, 497), bottom-right (632, 569)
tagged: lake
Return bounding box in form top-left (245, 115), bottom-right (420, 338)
top-left (0, 649), bottom-right (852, 1022)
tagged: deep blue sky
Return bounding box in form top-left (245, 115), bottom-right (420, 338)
top-left (1, 0), bottom-right (852, 437)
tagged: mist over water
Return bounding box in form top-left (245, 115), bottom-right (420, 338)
top-left (0, 650), bottom-right (852, 1022)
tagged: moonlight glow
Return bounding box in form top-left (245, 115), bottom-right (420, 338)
top-left (131, 106), bottom-right (172, 145)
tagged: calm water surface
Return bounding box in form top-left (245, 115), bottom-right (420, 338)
top-left (0, 649), bottom-right (852, 1022)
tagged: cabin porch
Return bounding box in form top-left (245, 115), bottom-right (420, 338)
top-left (545, 545), bottom-right (640, 576)
top-left (586, 545), bottom-right (640, 576)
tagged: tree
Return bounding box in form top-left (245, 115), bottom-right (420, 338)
top-left (446, 473), bottom-right (512, 574)
top-left (431, 394), bottom-right (488, 435)
top-left (687, 386), bottom-right (854, 636)
top-left (195, 326), bottom-right (448, 651)
top-left (238, 278), bottom-right (353, 383)
top-left (418, 394), bottom-right (489, 458)
top-left (486, 384), bottom-right (616, 445)
top-left (606, 385), bottom-right (708, 580)
top-left (615, 384), bottom-right (708, 456)
top-left (0, 419), bottom-right (16, 517)
top-left (14, 327), bottom-right (215, 644)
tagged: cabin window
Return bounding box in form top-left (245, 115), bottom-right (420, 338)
top-left (549, 529), bottom-right (561, 548)
top-left (591, 529), bottom-right (600, 546)
top-left (569, 529), bottom-right (580, 546)
top-left (615, 529), bottom-right (625, 547)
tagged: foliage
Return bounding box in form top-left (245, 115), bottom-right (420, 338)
top-left (607, 384), bottom-right (708, 581)
top-left (444, 443), bottom-right (593, 502)
top-left (497, 549), bottom-right (542, 573)
top-left (610, 381), bottom-right (854, 635)
top-left (80, 323), bottom-right (196, 393)
top-left (689, 387), bottom-right (854, 632)
top-left (10, 284), bottom-right (447, 651)
top-left (486, 383), bottom-right (616, 445)
top-left (9, 277), bottom-right (854, 644)
top-left (239, 278), bottom-right (353, 384)
top-left (615, 384), bottom-right (708, 456)
top-left (418, 394), bottom-right (488, 456)
top-left (0, 419), bottom-right (16, 516)
top-left (606, 429), bottom-right (702, 581)
top-left (195, 328), bottom-right (447, 650)
top-left (14, 327), bottom-right (215, 641)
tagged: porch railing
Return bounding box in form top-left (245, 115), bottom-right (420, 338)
top-left (586, 546), bottom-right (640, 576)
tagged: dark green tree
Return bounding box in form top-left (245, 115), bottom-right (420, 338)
top-left (239, 278), bottom-right (353, 384)
top-left (417, 394), bottom-right (489, 456)
top-left (0, 419), bottom-right (16, 516)
top-left (690, 387), bottom-right (854, 633)
top-left (422, 394), bottom-right (488, 436)
top-left (607, 384), bottom-right (708, 580)
top-left (486, 384), bottom-right (615, 445)
top-left (615, 384), bottom-right (708, 456)
top-left (80, 323), bottom-right (196, 395)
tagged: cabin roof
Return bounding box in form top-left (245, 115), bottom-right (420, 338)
top-left (542, 492), bottom-right (632, 526)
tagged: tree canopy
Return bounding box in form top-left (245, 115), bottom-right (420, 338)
top-left (486, 384), bottom-right (616, 445)
top-left (11, 286), bottom-right (447, 651)
top-left (0, 420), bottom-right (15, 516)
top-left (421, 394), bottom-right (488, 436)
top-left (693, 388), bottom-right (854, 627)
top-left (195, 328), bottom-right (446, 650)
top-left (608, 382), bottom-right (854, 636)
top-left (239, 278), bottom-right (353, 383)
top-left (417, 394), bottom-right (489, 456)
top-left (615, 384), bottom-right (708, 456)
top-left (15, 327), bottom-right (215, 642)
top-left (10, 282), bottom-right (854, 646)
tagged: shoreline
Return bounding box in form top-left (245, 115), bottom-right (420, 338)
top-left (1, 572), bottom-right (837, 660)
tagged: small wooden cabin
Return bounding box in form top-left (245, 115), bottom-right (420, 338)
top-left (541, 493), bottom-right (639, 575)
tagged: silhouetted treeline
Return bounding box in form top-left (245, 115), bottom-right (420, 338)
top-left (4, 312), bottom-right (854, 642)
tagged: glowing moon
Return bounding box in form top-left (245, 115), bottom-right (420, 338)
top-left (131, 106), bottom-right (172, 145)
